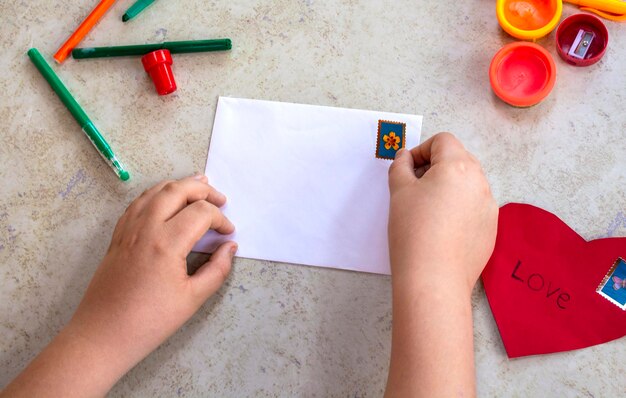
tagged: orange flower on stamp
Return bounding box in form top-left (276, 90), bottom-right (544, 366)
top-left (376, 120), bottom-right (406, 160)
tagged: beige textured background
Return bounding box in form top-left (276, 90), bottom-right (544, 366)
top-left (1, 0), bottom-right (625, 396)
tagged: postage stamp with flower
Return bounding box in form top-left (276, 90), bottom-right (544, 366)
top-left (376, 120), bottom-right (406, 160)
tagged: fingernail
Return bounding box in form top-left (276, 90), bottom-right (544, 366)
top-left (193, 174), bottom-right (204, 180)
top-left (230, 244), bottom-right (238, 256)
top-left (395, 148), bottom-right (405, 158)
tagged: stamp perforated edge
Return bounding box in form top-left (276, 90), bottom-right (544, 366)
top-left (596, 257), bottom-right (626, 311)
top-left (375, 120), bottom-right (407, 160)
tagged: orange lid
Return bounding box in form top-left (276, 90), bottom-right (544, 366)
top-left (489, 42), bottom-right (556, 107)
top-left (496, 0), bottom-right (562, 40)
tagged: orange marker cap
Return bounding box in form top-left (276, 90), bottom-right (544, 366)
top-left (489, 42), bottom-right (557, 107)
top-left (54, 0), bottom-right (117, 63)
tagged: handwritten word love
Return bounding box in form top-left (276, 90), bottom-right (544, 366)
top-left (511, 260), bottom-right (571, 309)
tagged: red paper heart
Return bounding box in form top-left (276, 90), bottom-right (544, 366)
top-left (482, 203), bottom-right (626, 358)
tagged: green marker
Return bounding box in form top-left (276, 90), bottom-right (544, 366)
top-left (72, 39), bottom-right (232, 59)
top-left (122, 0), bottom-right (158, 22)
top-left (27, 48), bottom-right (130, 181)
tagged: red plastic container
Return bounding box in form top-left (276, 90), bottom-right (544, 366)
top-left (142, 49), bottom-right (177, 95)
top-left (556, 13), bottom-right (608, 67)
top-left (489, 42), bottom-right (556, 107)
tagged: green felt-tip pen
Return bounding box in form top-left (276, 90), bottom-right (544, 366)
top-left (27, 48), bottom-right (130, 181)
top-left (72, 39), bottom-right (232, 59)
top-left (122, 0), bottom-right (158, 22)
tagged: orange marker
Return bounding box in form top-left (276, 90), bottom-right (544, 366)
top-left (54, 0), bottom-right (117, 63)
top-left (564, 0), bottom-right (626, 21)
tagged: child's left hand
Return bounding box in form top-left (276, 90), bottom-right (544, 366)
top-left (72, 174), bottom-right (237, 365)
top-left (2, 175), bottom-right (237, 397)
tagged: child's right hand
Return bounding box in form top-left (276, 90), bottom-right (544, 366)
top-left (387, 132), bottom-right (498, 296)
top-left (385, 133), bottom-right (498, 397)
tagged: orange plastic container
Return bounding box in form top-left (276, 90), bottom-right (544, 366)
top-left (489, 42), bottom-right (557, 107)
top-left (497, 0), bottom-right (563, 40)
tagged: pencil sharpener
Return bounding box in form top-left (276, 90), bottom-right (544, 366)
top-left (142, 49), bottom-right (177, 95)
top-left (556, 13), bottom-right (608, 67)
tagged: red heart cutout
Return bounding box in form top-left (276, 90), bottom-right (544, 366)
top-left (482, 203), bottom-right (626, 358)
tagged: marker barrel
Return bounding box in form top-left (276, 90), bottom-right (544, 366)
top-left (72, 39), bottom-right (232, 59)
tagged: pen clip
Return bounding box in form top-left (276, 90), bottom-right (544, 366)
top-left (580, 7), bottom-right (626, 21)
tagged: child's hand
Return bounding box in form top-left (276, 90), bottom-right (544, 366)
top-left (385, 133), bottom-right (497, 397)
top-left (388, 132), bottom-right (498, 295)
top-left (72, 174), bottom-right (236, 368)
top-left (2, 175), bottom-right (237, 397)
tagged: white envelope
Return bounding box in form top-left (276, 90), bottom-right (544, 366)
top-left (193, 97), bottom-right (422, 275)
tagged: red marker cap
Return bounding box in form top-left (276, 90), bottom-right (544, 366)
top-left (142, 49), bottom-right (177, 95)
top-left (489, 42), bottom-right (556, 108)
top-left (556, 13), bottom-right (608, 67)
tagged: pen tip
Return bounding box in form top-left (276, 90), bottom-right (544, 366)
top-left (122, 13), bottom-right (130, 22)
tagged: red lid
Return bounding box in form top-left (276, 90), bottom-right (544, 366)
top-left (141, 49), bottom-right (173, 70)
top-left (489, 42), bottom-right (556, 107)
top-left (142, 49), bottom-right (177, 96)
top-left (556, 13), bottom-right (608, 67)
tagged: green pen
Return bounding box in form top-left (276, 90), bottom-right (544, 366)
top-left (122, 0), bottom-right (158, 22)
top-left (72, 39), bottom-right (232, 59)
top-left (27, 48), bottom-right (130, 181)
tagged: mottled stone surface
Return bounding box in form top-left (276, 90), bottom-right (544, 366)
top-left (1, 0), bottom-right (625, 396)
